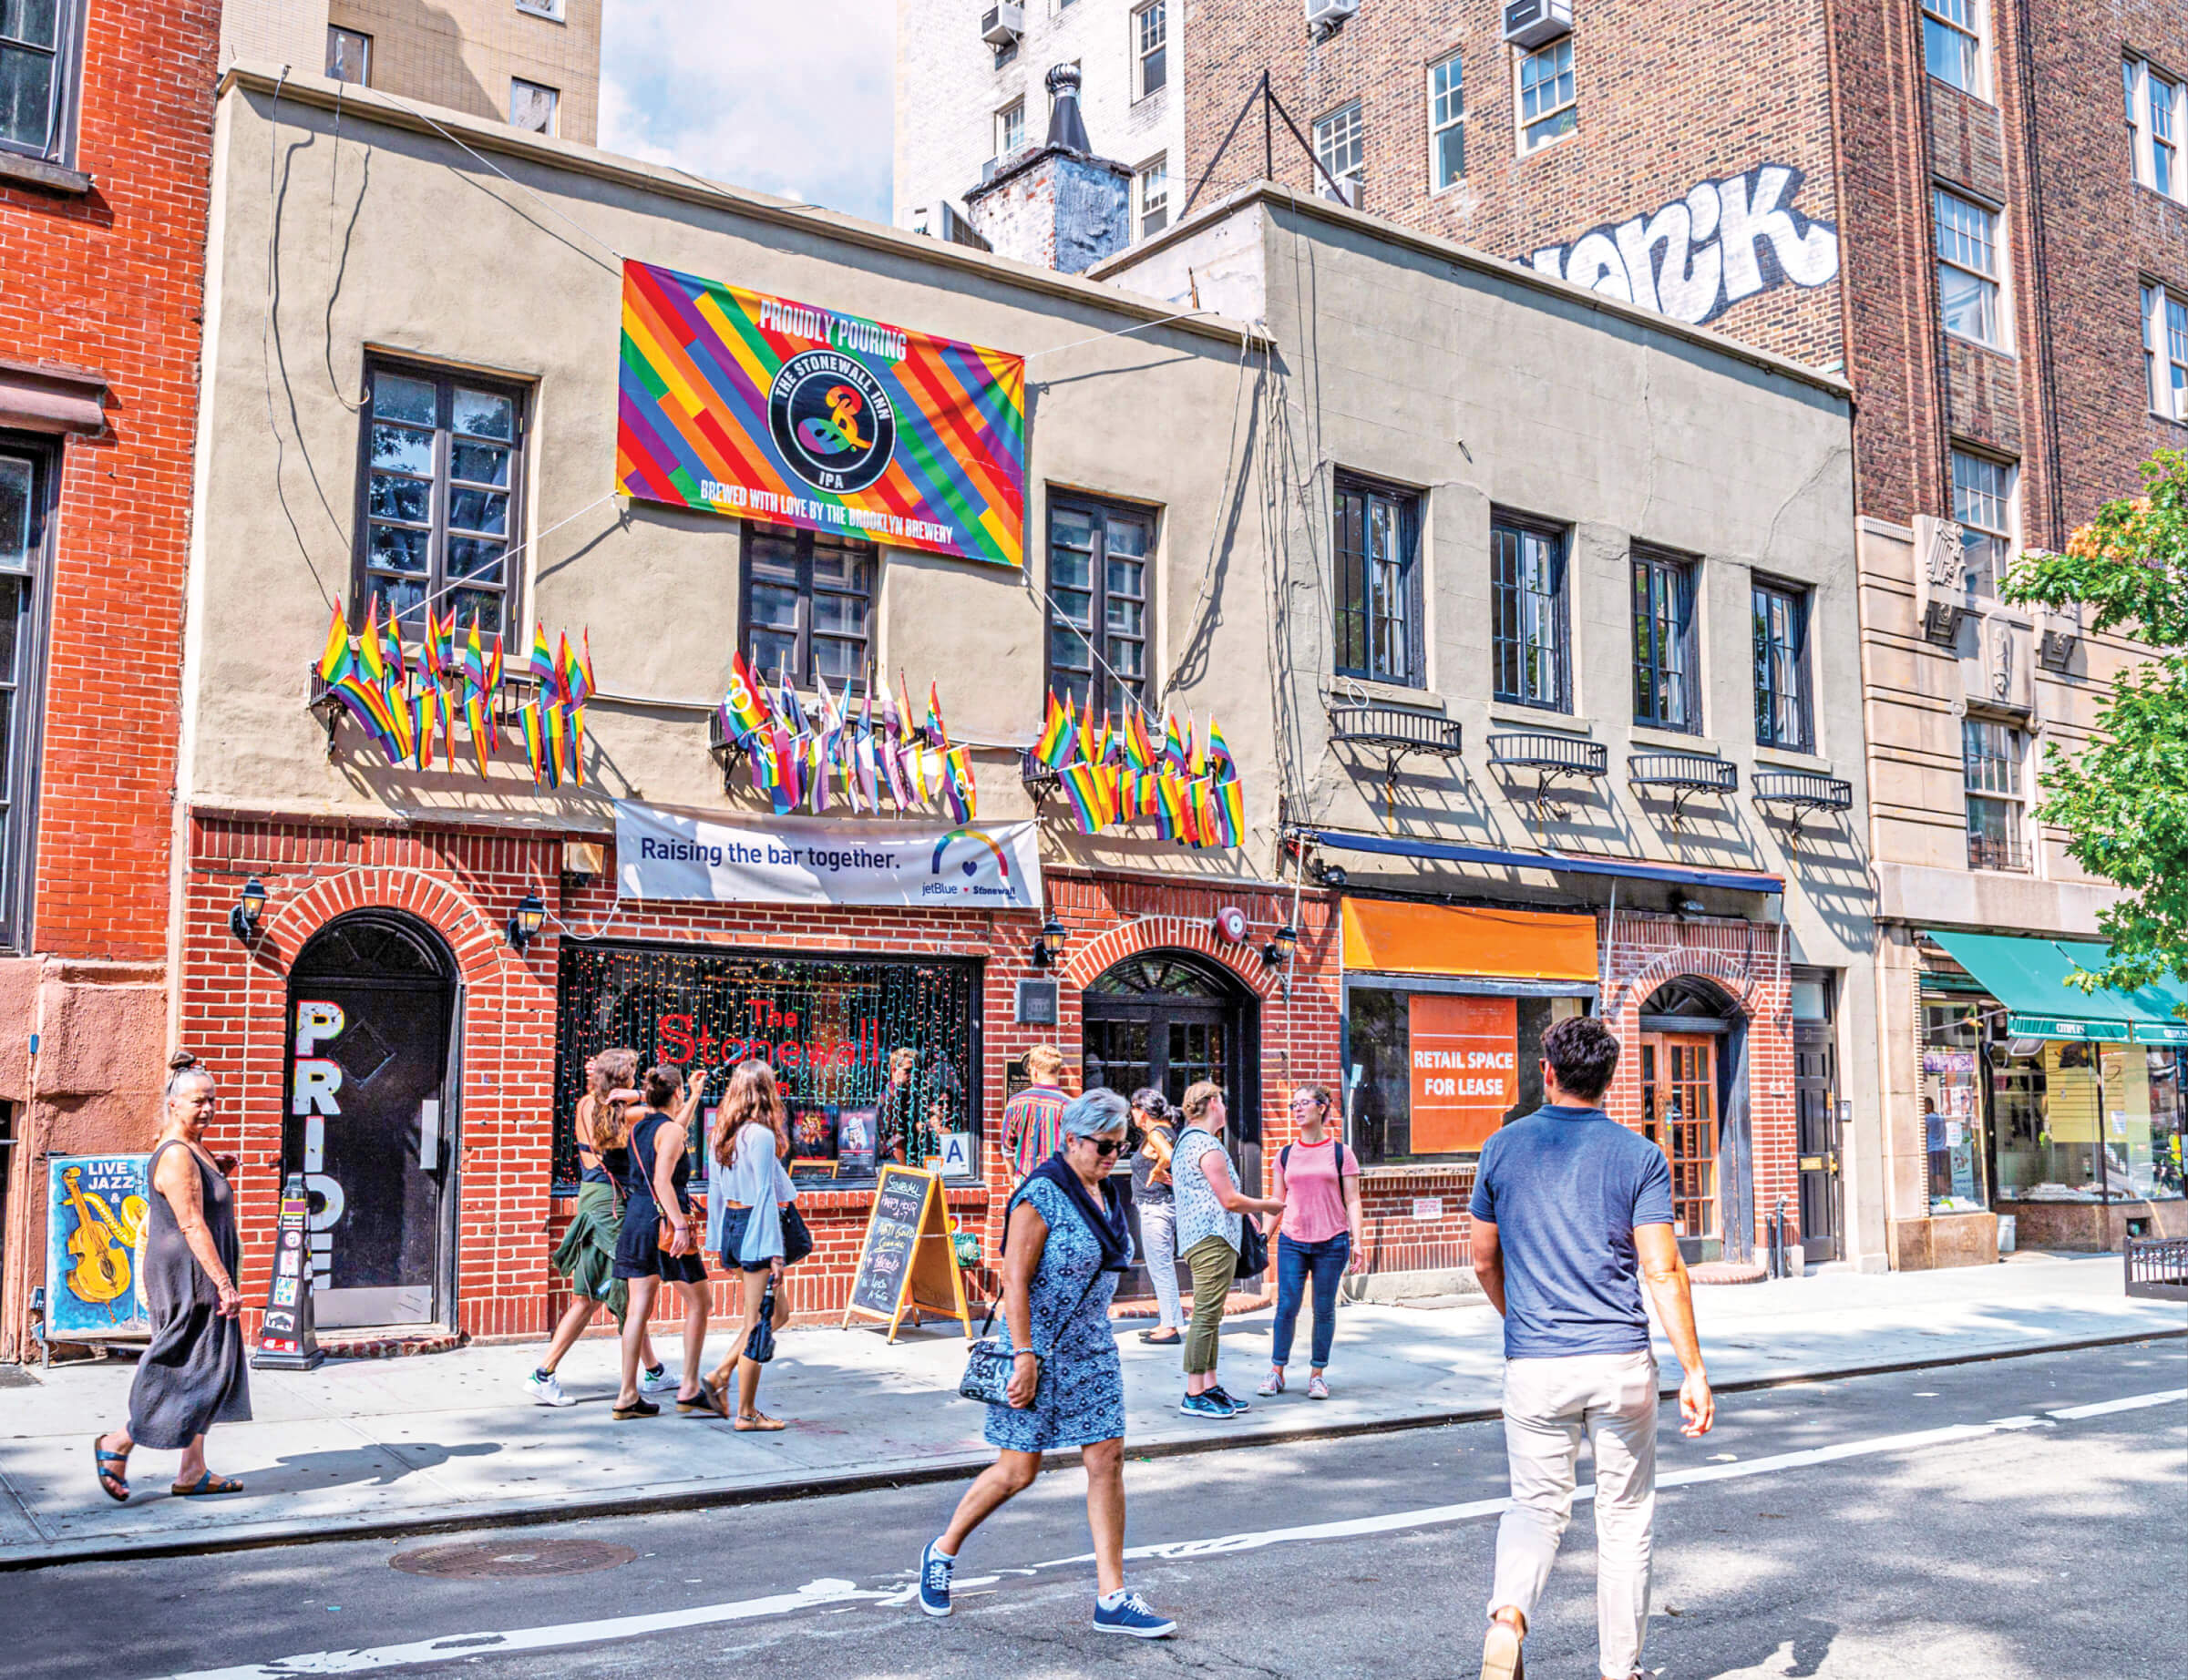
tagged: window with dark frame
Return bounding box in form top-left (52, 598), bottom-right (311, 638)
top-left (1963, 716), bottom-right (2028, 872)
top-left (1752, 578), bottom-right (1813, 752)
top-left (325, 25), bottom-right (372, 85)
top-left (0, 0), bottom-right (80, 162)
top-left (1046, 496), bottom-right (1152, 719)
top-left (0, 435), bottom-right (53, 954)
top-left (1333, 477), bottom-right (1424, 687)
top-left (1630, 547), bottom-right (1699, 732)
top-left (740, 523), bottom-right (878, 693)
top-left (1492, 514), bottom-right (1569, 711)
top-left (355, 360), bottom-right (529, 640)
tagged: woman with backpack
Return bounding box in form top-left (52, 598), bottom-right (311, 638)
top-left (1257, 1082), bottom-right (1364, 1400)
top-left (704, 1060), bottom-right (803, 1431)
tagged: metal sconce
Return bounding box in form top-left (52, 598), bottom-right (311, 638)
top-left (228, 876), bottom-right (268, 943)
top-left (1262, 924), bottom-right (1299, 968)
top-left (1029, 918), bottom-right (1068, 969)
top-left (507, 890), bottom-right (547, 953)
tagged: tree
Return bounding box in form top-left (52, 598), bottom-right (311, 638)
top-left (2001, 447), bottom-right (2188, 994)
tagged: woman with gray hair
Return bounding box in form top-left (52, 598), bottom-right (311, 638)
top-left (915, 1087), bottom-right (1176, 1638)
top-left (92, 1055), bottom-right (252, 1502)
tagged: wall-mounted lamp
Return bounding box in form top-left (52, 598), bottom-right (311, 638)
top-left (1029, 918), bottom-right (1068, 969)
top-left (507, 890), bottom-right (547, 953)
top-left (228, 876), bottom-right (268, 943)
top-left (1261, 924), bottom-right (1299, 968)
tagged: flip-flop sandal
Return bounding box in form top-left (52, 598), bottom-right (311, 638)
top-left (93, 1439), bottom-right (130, 1503)
top-left (170, 1472), bottom-right (243, 1498)
top-left (734, 1411), bottom-right (786, 1432)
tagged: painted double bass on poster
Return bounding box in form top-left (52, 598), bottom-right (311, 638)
top-left (44, 1154), bottom-right (152, 1340)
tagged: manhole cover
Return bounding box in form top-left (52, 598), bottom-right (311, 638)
top-left (390, 1539), bottom-right (637, 1579)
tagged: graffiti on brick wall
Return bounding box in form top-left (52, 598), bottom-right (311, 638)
top-left (1526, 165), bottom-right (1840, 327)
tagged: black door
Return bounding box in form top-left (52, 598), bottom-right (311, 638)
top-left (1795, 1018), bottom-right (1841, 1264)
top-left (285, 914), bottom-right (458, 1328)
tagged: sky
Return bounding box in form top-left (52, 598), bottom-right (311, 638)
top-left (599, 1), bottom-right (898, 224)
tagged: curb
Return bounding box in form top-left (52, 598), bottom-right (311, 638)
top-left (5, 1322), bottom-right (2180, 1572)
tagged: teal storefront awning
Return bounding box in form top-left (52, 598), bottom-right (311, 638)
top-left (1925, 930), bottom-right (2188, 1047)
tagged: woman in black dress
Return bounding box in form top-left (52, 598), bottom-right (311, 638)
top-left (611, 1065), bottom-right (723, 1419)
top-left (92, 1059), bottom-right (252, 1501)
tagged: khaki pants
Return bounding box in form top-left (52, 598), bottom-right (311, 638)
top-left (1489, 1351), bottom-right (1659, 1680)
top-left (1182, 1234), bottom-right (1237, 1375)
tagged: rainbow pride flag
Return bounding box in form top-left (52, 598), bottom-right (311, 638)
top-left (1034, 691), bottom-right (1074, 769)
top-left (1061, 762), bottom-right (1115, 835)
top-left (1217, 778), bottom-right (1244, 847)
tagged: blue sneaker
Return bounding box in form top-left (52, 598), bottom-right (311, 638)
top-left (1179, 1390), bottom-right (1233, 1419)
top-left (1094, 1589), bottom-right (1176, 1638)
top-left (918, 1539), bottom-right (954, 1617)
top-left (1207, 1384), bottom-right (1249, 1413)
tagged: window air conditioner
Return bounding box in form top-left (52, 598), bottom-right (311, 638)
top-left (1502, 0), bottom-right (1573, 48)
top-left (1306, 0), bottom-right (1360, 32)
top-left (981, 5), bottom-right (1025, 46)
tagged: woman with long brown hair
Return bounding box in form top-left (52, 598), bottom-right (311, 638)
top-left (611, 1064), bottom-right (722, 1419)
top-left (704, 1060), bottom-right (797, 1430)
top-left (525, 1049), bottom-right (674, 1407)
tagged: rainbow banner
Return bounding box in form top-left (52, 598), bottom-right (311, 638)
top-left (617, 261), bottom-right (1027, 569)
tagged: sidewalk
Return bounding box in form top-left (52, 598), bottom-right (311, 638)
top-left (2, 1253), bottom-right (2179, 1568)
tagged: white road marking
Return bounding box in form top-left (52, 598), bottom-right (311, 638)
top-left (149, 1387), bottom-right (2188, 1680)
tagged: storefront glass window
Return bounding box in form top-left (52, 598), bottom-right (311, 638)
top-left (2148, 1050), bottom-right (2187, 1199)
top-left (1920, 1000), bottom-right (1988, 1211)
top-left (1347, 987), bottom-right (1585, 1164)
top-left (553, 941), bottom-right (981, 1190)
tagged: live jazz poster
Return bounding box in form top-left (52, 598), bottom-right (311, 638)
top-left (45, 1154), bottom-right (152, 1340)
top-left (616, 261), bottom-right (1027, 568)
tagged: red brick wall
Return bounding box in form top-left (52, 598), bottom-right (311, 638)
top-left (0, 0), bottom-right (221, 960)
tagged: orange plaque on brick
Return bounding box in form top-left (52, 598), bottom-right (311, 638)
top-left (1409, 994), bottom-right (1518, 1153)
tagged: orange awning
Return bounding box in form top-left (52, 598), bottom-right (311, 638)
top-left (1341, 897), bottom-right (1597, 982)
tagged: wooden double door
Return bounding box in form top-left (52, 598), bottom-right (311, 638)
top-left (1639, 1030), bottom-right (1720, 1250)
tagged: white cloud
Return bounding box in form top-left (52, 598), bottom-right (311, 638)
top-left (599, 1), bottom-right (897, 225)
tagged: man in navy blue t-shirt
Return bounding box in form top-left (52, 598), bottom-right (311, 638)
top-left (1467, 1016), bottom-right (1713, 1680)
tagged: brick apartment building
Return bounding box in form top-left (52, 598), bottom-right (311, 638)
top-left (0, 0), bottom-right (224, 1358)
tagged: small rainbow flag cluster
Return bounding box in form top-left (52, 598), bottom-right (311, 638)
top-left (715, 651), bottom-right (978, 823)
top-left (1032, 690), bottom-right (1244, 847)
top-left (313, 600), bottom-right (597, 787)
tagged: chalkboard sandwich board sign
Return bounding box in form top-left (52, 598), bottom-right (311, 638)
top-left (841, 1164), bottom-right (971, 1343)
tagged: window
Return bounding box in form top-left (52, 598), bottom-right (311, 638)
top-left (325, 26), bottom-right (372, 86)
top-left (1631, 548), bottom-right (1699, 732)
top-left (2146, 283), bottom-right (2188, 421)
top-left (1137, 153), bottom-right (1169, 237)
top-left (1752, 579), bottom-right (1813, 752)
top-left (995, 99), bottom-right (1025, 159)
top-left (355, 362), bottom-right (527, 639)
top-left (1935, 189), bottom-right (2008, 350)
top-left (1134, 1), bottom-right (1166, 98)
top-left (0, 437), bottom-right (53, 952)
top-left (1334, 478), bottom-right (1423, 687)
top-left (1963, 717), bottom-right (2028, 871)
top-left (1428, 52), bottom-right (1464, 190)
top-left (509, 77), bottom-right (559, 135)
top-left (0, 0), bottom-right (79, 160)
top-left (1517, 38), bottom-right (1576, 152)
top-left (2125, 56), bottom-right (2186, 200)
top-left (1046, 497), bottom-right (1153, 718)
top-left (1920, 0), bottom-right (1987, 98)
top-left (1349, 986), bottom-right (1587, 1165)
top-left (1950, 449), bottom-right (2015, 599)
top-left (741, 525), bottom-right (878, 692)
top-left (1492, 516), bottom-right (1569, 711)
top-left (1313, 100), bottom-right (1363, 206)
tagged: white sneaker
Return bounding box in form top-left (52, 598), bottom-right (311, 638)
top-left (638, 1364), bottom-right (679, 1396)
top-left (526, 1369), bottom-right (575, 1408)
top-left (1256, 1367), bottom-right (1285, 1397)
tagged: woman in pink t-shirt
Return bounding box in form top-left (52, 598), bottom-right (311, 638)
top-left (1257, 1083), bottom-right (1364, 1399)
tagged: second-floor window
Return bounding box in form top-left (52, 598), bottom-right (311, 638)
top-left (1921, 0), bottom-right (1987, 99)
top-left (742, 525), bottom-right (877, 691)
top-left (1935, 189), bottom-right (2007, 350)
top-left (2146, 282), bottom-right (2188, 422)
top-left (996, 99), bottom-right (1025, 160)
top-left (1517, 38), bottom-right (1577, 153)
top-left (0, 436), bottom-right (54, 954)
top-left (1492, 516), bottom-right (1569, 711)
top-left (2125, 56), bottom-right (2185, 201)
top-left (1631, 548), bottom-right (1699, 732)
top-left (1428, 53), bottom-right (1464, 190)
top-left (356, 361), bottom-right (527, 639)
top-left (1963, 717), bottom-right (2029, 872)
top-left (1048, 497), bottom-right (1152, 718)
top-left (1752, 579), bottom-right (1813, 752)
top-left (326, 26), bottom-right (372, 86)
top-left (1334, 477), bottom-right (1423, 687)
top-left (1138, 154), bottom-right (1169, 237)
top-left (1135, 2), bottom-right (1166, 98)
top-left (1314, 101), bottom-right (1363, 206)
top-left (1950, 448), bottom-right (2014, 598)
top-left (510, 77), bottom-right (559, 135)
top-left (0, 0), bottom-right (79, 162)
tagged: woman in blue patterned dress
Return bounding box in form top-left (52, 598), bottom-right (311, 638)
top-left (915, 1089), bottom-right (1176, 1639)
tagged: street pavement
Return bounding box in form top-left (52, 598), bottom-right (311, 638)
top-left (0, 1252), bottom-right (2180, 1569)
top-left (7, 1338), bottom-right (2183, 1680)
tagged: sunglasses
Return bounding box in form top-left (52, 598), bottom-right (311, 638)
top-left (1078, 1135), bottom-right (1129, 1158)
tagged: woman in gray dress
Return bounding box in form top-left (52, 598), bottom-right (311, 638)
top-left (915, 1089), bottom-right (1176, 1638)
top-left (92, 1060), bottom-right (252, 1501)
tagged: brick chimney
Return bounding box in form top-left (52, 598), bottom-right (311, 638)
top-left (962, 64), bottom-right (1131, 275)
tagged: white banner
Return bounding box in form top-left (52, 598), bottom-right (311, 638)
top-left (614, 801), bottom-right (1041, 907)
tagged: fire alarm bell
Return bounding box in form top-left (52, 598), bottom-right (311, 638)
top-left (1214, 906), bottom-right (1248, 943)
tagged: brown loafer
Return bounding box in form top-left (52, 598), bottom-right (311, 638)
top-left (1481, 1618), bottom-right (1524, 1680)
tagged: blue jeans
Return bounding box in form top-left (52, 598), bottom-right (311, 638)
top-left (1271, 1233), bottom-right (1349, 1368)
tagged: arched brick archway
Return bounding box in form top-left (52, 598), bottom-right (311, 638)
top-left (1618, 948), bottom-right (1767, 1018)
top-left (1064, 913), bottom-right (1280, 1000)
top-left (261, 867), bottom-right (507, 987)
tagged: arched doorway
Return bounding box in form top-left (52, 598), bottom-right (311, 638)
top-left (285, 912), bottom-right (460, 1329)
top-left (1637, 975), bottom-right (1751, 1263)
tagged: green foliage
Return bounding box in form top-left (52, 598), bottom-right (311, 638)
top-left (2001, 448), bottom-right (2188, 995)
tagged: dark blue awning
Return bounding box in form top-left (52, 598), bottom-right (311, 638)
top-left (1293, 828), bottom-right (1784, 896)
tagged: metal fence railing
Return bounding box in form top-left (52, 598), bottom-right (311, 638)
top-left (2123, 1235), bottom-right (2188, 1301)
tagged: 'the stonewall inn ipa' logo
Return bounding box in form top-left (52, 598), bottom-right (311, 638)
top-left (768, 350), bottom-right (898, 494)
